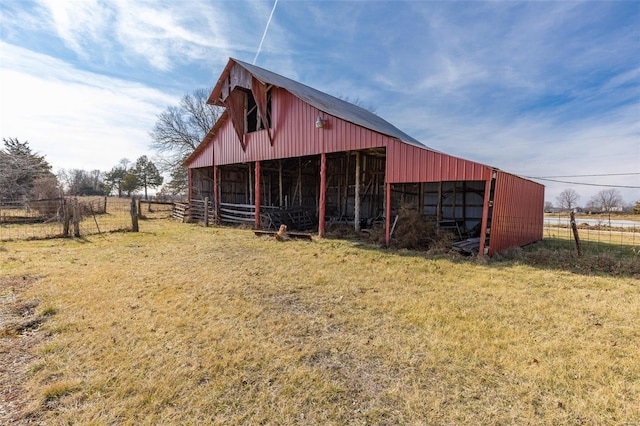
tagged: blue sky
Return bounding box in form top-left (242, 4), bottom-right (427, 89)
top-left (1, 0), bottom-right (638, 205)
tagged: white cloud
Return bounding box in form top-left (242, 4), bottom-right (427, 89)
top-left (0, 42), bottom-right (178, 172)
top-left (32, 0), bottom-right (241, 71)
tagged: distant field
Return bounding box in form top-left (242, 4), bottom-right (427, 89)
top-left (1, 219), bottom-right (638, 425)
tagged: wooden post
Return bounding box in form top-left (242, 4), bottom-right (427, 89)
top-left (213, 166), bottom-right (219, 224)
top-left (278, 160), bottom-right (283, 207)
top-left (354, 151), bottom-right (361, 232)
top-left (204, 197), bottom-right (209, 227)
top-left (298, 157), bottom-right (302, 207)
top-left (570, 211), bottom-right (582, 256)
top-left (188, 168), bottom-right (193, 204)
top-left (63, 199), bottom-right (70, 237)
top-left (248, 164), bottom-right (253, 205)
top-left (319, 152), bottom-right (327, 237)
top-left (437, 182), bottom-right (443, 222)
top-left (255, 161), bottom-right (261, 229)
top-left (73, 198), bottom-right (80, 237)
top-left (130, 198), bottom-right (139, 232)
top-left (137, 198), bottom-right (142, 218)
top-left (103, 196), bottom-right (107, 214)
top-left (419, 182), bottom-right (425, 215)
top-left (343, 153), bottom-right (349, 217)
top-left (385, 182), bottom-right (392, 246)
top-left (478, 177), bottom-right (492, 257)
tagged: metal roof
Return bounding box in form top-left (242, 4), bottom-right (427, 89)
top-left (223, 58), bottom-right (430, 150)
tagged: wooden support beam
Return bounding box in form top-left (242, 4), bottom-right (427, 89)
top-left (248, 164), bottom-right (253, 205)
top-left (437, 181), bottom-right (443, 222)
top-left (255, 161), bottom-right (261, 229)
top-left (343, 153), bottom-right (349, 216)
top-left (478, 177), bottom-right (492, 257)
top-left (213, 166), bottom-right (219, 223)
top-left (355, 151), bottom-right (361, 232)
top-left (278, 160), bottom-right (283, 207)
top-left (188, 168), bottom-right (193, 203)
top-left (298, 157), bottom-right (302, 207)
top-left (385, 182), bottom-right (392, 246)
top-left (319, 152), bottom-right (327, 237)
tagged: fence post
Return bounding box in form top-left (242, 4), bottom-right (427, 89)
top-left (63, 199), bottom-right (70, 237)
top-left (204, 197), bottom-right (209, 227)
top-left (570, 211), bottom-right (582, 257)
top-left (73, 198), bottom-right (80, 238)
top-left (130, 198), bottom-right (139, 232)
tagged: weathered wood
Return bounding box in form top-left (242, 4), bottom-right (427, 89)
top-left (319, 152), bottom-right (327, 237)
top-left (254, 229), bottom-right (313, 240)
top-left (73, 198), bottom-right (80, 237)
top-left (130, 198), bottom-right (139, 232)
top-left (278, 160), bottom-right (283, 207)
top-left (255, 161), bottom-right (261, 229)
top-left (478, 178), bottom-right (492, 257)
top-left (63, 199), bottom-right (70, 236)
top-left (204, 197), bottom-right (209, 227)
top-left (355, 151), bottom-right (361, 232)
top-left (570, 211), bottom-right (582, 256)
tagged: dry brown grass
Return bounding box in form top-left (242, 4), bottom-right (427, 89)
top-left (0, 220), bottom-right (638, 425)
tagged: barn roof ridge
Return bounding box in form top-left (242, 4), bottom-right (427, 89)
top-left (220, 58), bottom-right (431, 150)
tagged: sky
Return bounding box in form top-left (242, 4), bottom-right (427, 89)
top-left (0, 0), bottom-right (638, 205)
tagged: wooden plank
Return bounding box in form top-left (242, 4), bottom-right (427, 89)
top-left (253, 230), bottom-right (313, 240)
top-left (220, 207), bottom-right (256, 216)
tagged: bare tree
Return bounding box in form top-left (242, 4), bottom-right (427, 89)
top-left (556, 188), bottom-right (580, 211)
top-left (589, 189), bottom-right (623, 213)
top-left (149, 88), bottom-right (223, 193)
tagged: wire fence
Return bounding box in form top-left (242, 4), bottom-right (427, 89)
top-left (543, 219), bottom-right (639, 249)
top-left (0, 197), bottom-right (174, 241)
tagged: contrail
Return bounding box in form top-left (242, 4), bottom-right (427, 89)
top-left (253, 0), bottom-right (278, 65)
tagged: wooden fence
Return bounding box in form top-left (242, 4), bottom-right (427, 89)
top-left (0, 197), bottom-right (147, 241)
top-left (219, 202), bottom-right (255, 225)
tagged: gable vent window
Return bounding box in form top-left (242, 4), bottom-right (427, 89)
top-left (246, 89), bottom-right (271, 133)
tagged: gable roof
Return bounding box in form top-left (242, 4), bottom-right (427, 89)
top-left (209, 58), bottom-right (429, 150)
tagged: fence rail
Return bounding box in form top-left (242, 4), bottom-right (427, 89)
top-left (219, 202), bottom-right (255, 225)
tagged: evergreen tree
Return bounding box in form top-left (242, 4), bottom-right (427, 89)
top-left (0, 137), bottom-right (58, 201)
top-left (133, 156), bottom-right (163, 199)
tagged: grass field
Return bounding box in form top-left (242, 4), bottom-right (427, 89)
top-left (1, 219), bottom-right (639, 425)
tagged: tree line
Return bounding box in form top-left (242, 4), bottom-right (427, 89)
top-left (1, 87), bottom-right (221, 203)
top-left (550, 188), bottom-right (638, 214)
top-left (1, 137), bottom-right (163, 201)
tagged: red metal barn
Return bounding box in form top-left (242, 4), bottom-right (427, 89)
top-left (184, 58), bottom-right (544, 256)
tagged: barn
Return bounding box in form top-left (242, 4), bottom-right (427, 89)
top-left (184, 58), bottom-right (544, 256)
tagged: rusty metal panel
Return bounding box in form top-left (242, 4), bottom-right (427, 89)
top-left (489, 171), bottom-right (545, 255)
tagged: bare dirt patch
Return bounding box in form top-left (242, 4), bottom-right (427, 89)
top-left (0, 276), bottom-right (49, 424)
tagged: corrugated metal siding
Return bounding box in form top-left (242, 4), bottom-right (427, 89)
top-left (214, 89), bottom-right (393, 166)
top-left (386, 142), bottom-right (491, 183)
top-left (188, 141), bottom-right (214, 168)
top-left (489, 171), bottom-right (545, 255)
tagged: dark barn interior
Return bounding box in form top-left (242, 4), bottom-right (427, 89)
top-left (190, 147), bottom-right (493, 242)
